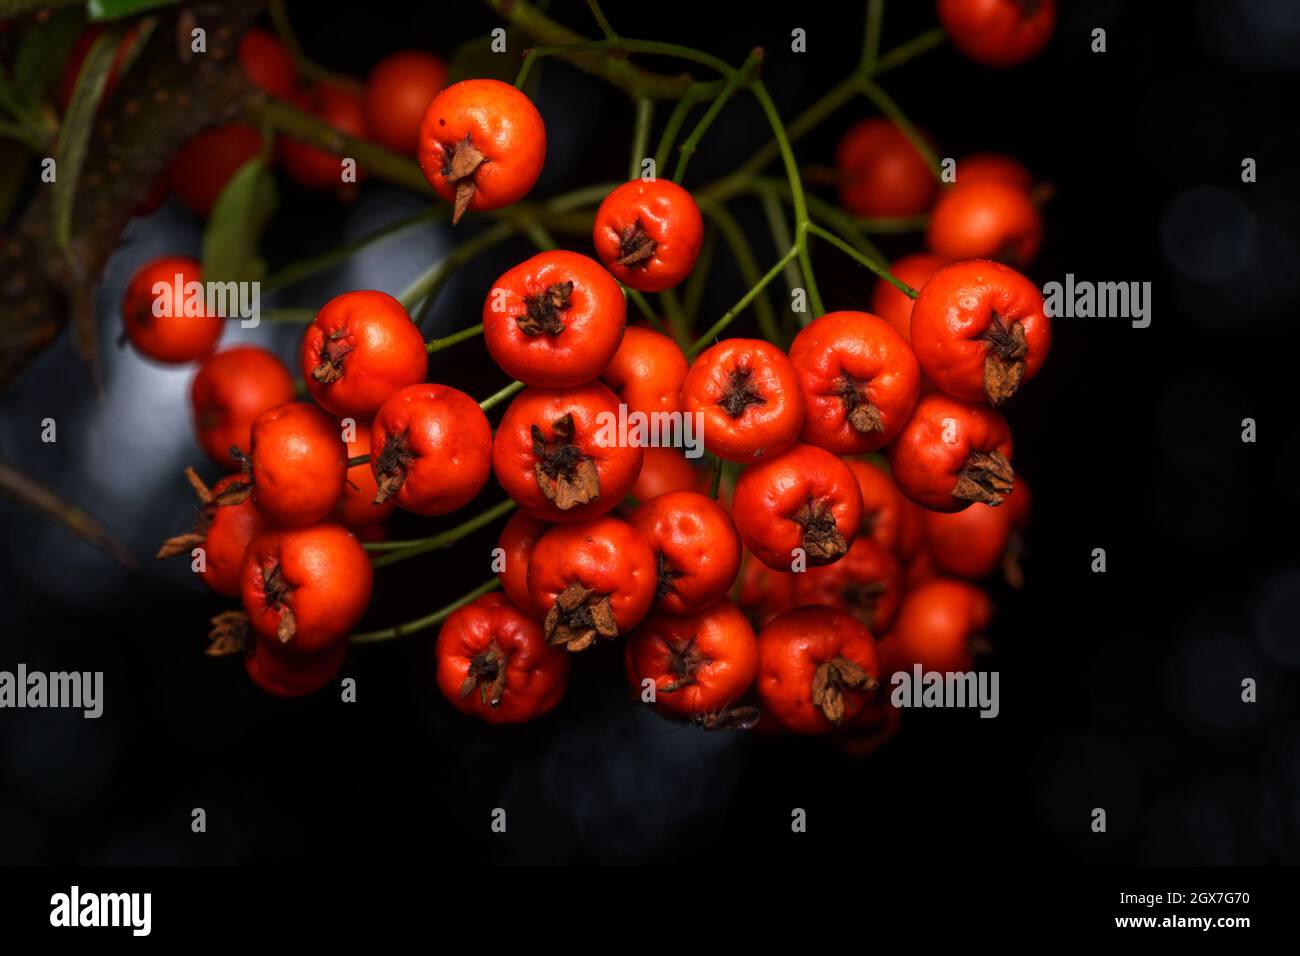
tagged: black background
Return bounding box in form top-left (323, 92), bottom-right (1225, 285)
top-left (2, 0), bottom-right (1299, 872)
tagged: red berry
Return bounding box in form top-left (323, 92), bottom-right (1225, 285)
top-left (680, 339), bottom-right (805, 463)
top-left (365, 51), bottom-right (448, 154)
top-left (168, 124), bottom-right (263, 218)
top-left (482, 251), bottom-right (625, 388)
top-left (302, 290), bottom-right (428, 419)
top-left (836, 118), bottom-right (937, 217)
top-left (417, 79), bottom-right (546, 223)
top-left (788, 310), bottom-right (921, 454)
top-left (629, 490), bottom-right (741, 615)
top-left (238, 28), bottom-right (297, 98)
top-left (527, 516), bottom-right (657, 652)
top-left (121, 256), bottom-right (224, 364)
top-left (245, 637), bottom-right (348, 698)
top-left (492, 382), bottom-right (643, 522)
top-left (593, 179), bottom-right (704, 292)
top-left (888, 393), bottom-right (1014, 512)
top-left (240, 523), bottom-right (373, 653)
top-left (757, 606), bottom-right (881, 734)
top-left (245, 402), bottom-right (348, 525)
top-left (731, 443), bottom-right (863, 571)
top-left (370, 384), bottom-right (492, 516)
top-left (190, 345), bottom-right (296, 472)
top-left (937, 0), bottom-right (1055, 68)
top-left (435, 592), bottom-right (569, 724)
top-left (279, 82), bottom-right (369, 191)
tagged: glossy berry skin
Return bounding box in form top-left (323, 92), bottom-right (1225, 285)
top-left (937, 0), bottom-right (1055, 68)
top-left (370, 384), bottom-right (492, 516)
top-left (593, 179), bottom-right (704, 292)
top-left (845, 459), bottom-right (903, 554)
top-left (629, 491), bottom-right (741, 615)
top-left (246, 402), bottom-right (348, 525)
top-left (731, 443), bottom-right (863, 572)
top-left (303, 290), bottom-right (428, 419)
top-left (122, 256), bottom-right (224, 364)
top-left (923, 501), bottom-right (1013, 580)
top-left (168, 124), bottom-right (262, 217)
top-left (338, 420), bottom-right (396, 529)
top-left (927, 181), bottom-right (1042, 267)
top-left (757, 606), bottom-right (881, 735)
top-left (888, 393), bottom-right (1014, 513)
top-left (279, 82), bottom-right (369, 190)
top-left (869, 253), bottom-right (948, 343)
top-left (681, 339), bottom-right (805, 463)
top-left (492, 383), bottom-right (643, 523)
top-left (836, 118), bottom-right (937, 218)
top-left (417, 79), bottom-right (546, 223)
top-left (365, 51), bottom-right (447, 154)
top-left (245, 637), bottom-right (348, 698)
top-left (791, 536), bottom-right (902, 633)
top-left (631, 447), bottom-right (708, 503)
top-left (483, 251), bottom-right (625, 388)
top-left (879, 578), bottom-right (992, 674)
top-left (957, 152), bottom-right (1033, 192)
top-left (910, 260), bottom-right (1050, 405)
top-left (601, 327), bottom-right (688, 418)
top-left (789, 311), bottom-right (921, 454)
top-left (497, 509), bottom-right (549, 616)
top-left (190, 345), bottom-right (296, 471)
top-left (527, 517), bottom-right (657, 652)
top-left (240, 523), bottom-right (373, 653)
top-left (197, 475), bottom-right (267, 597)
top-left (435, 592), bottom-right (569, 724)
top-left (625, 599), bottom-right (759, 719)
top-left (238, 28), bottom-right (297, 98)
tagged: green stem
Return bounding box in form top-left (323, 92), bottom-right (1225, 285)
top-left (368, 499), bottom-right (517, 569)
top-left (347, 455), bottom-right (369, 468)
top-left (874, 27), bottom-right (946, 74)
top-left (585, 0), bottom-right (619, 40)
top-left (654, 84), bottom-right (707, 173)
top-left (858, 77), bottom-right (943, 182)
top-left (259, 308), bottom-right (317, 324)
top-left (704, 201), bottom-right (780, 343)
top-left (680, 222), bottom-right (718, 327)
top-left (350, 578), bottom-right (501, 643)
top-left (263, 207), bottom-right (444, 294)
top-left (673, 48), bottom-right (762, 184)
top-left (687, 244), bottom-right (799, 357)
top-left (426, 323), bottom-right (484, 354)
top-left (625, 288), bottom-right (669, 337)
top-left (660, 288), bottom-right (689, 344)
top-left (806, 222), bottom-right (915, 297)
top-left (862, 0), bottom-right (884, 75)
top-left (708, 455), bottom-right (723, 500)
top-left (750, 80), bottom-right (823, 318)
top-left (629, 97), bottom-right (653, 181)
top-left (480, 380), bottom-right (525, 412)
top-left (399, 220), bottom-right (516, 314)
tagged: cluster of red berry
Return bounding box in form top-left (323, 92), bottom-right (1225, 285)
top-left (125, 0), bottom-right (1056, 747)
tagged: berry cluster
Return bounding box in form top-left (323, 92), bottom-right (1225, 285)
top-left (124, 0), bottom-right (1057, 745)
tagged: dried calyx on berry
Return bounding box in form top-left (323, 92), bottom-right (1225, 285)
top-left (459, 640), bottom-right (509, 707)
top-left (718, 367), bottom-right (766, 419)
top-left (543, 582), bottom-right (618, 652)
top-left (615, 219), bottom-right (656, 267)
top-left (979, 313), bottom-right (1028, 405)
top-left (792, 495), bottom-right (848, 564)
top-left (515, 281), bottom-right (573, 337)
top-left (372, 431), bottom-right (415, 504)
top-left (811, 655), bottom-right (876, 723)
top-left (953, 451), bottom-right (1014, 506)
top-left (156, 467), bottom-right (247, 558)
top-left (442, 133), bottom-right (485, 224)
top-left (834, 373), bottom-right (885, 435)
top-left (531, 413), bottom-right (599, 510)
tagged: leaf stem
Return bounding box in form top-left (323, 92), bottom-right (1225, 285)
top-left (687, 244), bottom-right (799, 357)
top-left (426, 323), bottom-right (484, 354)
top-left (367, 499), bottom-right (517, 568)
top-left (350, 578), bottom-right (502, 643)
top-left (805, 222), bottom-right (915, 297)
top-left (479, 380), bottom-right (525, 412)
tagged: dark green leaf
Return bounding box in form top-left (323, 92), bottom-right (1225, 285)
top-left (87, 0), bottom-right (176, 21)
top-left (202, 154), bottom-right (277, 284)
top-left (13, 7), bottom-right (85, 105)
top-left (50, 24), bottom-right (125, 251)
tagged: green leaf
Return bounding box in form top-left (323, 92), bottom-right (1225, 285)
top-left (87, 0), bottom-right (177, 21)
top-left (12, 8), bottom-right (85, 106)
top-left (50, 25), bottom-right (125, 251)
top-left (202, 154), bottom-right (277, 284)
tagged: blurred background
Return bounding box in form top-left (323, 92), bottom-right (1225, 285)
top-left (2, 0), bottom-right (1299, 865)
